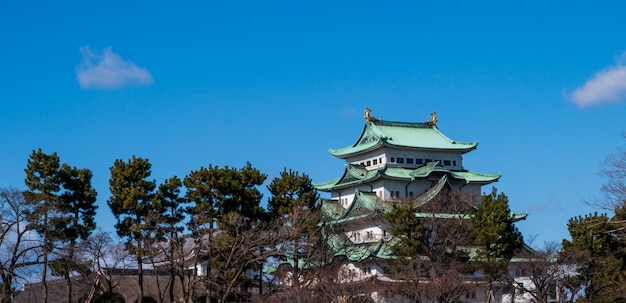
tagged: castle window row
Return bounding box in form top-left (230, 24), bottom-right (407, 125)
top-left (353, 155), bottom-right (459, 169)
top-left (390, 157), bottom-right (457, 167)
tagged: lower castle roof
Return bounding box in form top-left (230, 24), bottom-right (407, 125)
top-left (315, 162), bottom-right (500, 192)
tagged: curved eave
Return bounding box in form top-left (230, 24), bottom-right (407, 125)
top-left (380, 140), bottom-right (478, 154)
top-left (449, 171), bottom-right (501, 185)
top-left (315, 168), bottom-right (384, 192)
top-left (386, 166), bottom-right (501, 185)
top-left (314, 176), bottom-right (342, 191)
top-left (328, 213), bottom-right (375, 226)
top-left (329, 138), bottom-right (384, 158)
top-left (315, 166), bottom-right (500, 192)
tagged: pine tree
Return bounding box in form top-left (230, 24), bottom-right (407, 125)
top-left (560, 213), bottom-right (625, 302)
top-left (267, 169), bottom-right (319, 301)
top-left (184, 163), bottom-right (268, 303)
top-left (55, 164), bottom-right (98, 303)
top-left (151, 176), bottom-right (189, 303)
top-left (107, 156), bottom-right (157, 303)
top-left (386, 202), bottom-right (427, 299)
top-left (267, 168), bottom-right (318, 220)
top-left (470, 187), bottom-right (523, 303)
top-left (24, 149), bottom-right (62, 303)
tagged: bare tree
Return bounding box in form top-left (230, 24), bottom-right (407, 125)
top-left (0, 187), bottom-right (41, 303)
top-left (600, 132), bottom-right (626, 209)
top-left (385, 188), bottom-right (476, 303)
top-left (82, 230), bottom-right (134, 296)
top-left (506, 240), bottom-right (562, 303)
top-left (267, 206), bottom-right (381, 303)
top-left (194, 212), bottom-right (286, 303)
top-left (586, 131), bottom-right (626, 211)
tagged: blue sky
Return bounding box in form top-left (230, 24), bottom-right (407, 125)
top-left (2, 1), bottom-right (626, 247)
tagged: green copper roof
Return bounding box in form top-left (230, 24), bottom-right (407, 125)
top-left (314, 163), bottom-right (500, 192)
top-left (342, 190), bottom-right (392, 219)
top-left (326, 233), bottom-right (397, 261)
top-left (329, 120), bottom-right (478, 158)
top-left (320, 199), bottom-right (345, 220)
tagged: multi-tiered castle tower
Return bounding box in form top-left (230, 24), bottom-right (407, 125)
top-left (309, 109), bottom-right (531, 303)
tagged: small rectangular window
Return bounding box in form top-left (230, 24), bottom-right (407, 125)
top-left (453, 160), bottom-right (457, 166)
top-left (395, 191), bottom-right (400, 198)
top-left (366, 160), bottom-right (371, 166)
top-left (425, 159), bottom-right (432, 163)
top-left (390, 157), bottom-right (395, 163)
top-left (443, 160), bottom-right (451, 166)
top-left (397, 158), bottom-right (404, 164)
top-left (409, 192), bottom-right (414, 197)
top-left (416, 159), bottom-right (423, 164)
top-left (373, 159), bottom-right (378, 165)
top-left (406, 158), bottom-right (414, 164)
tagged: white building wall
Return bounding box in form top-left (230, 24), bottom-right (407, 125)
top-left (346, 147), bottom-right (464, 171)
top-left (344, 226), bottom-right (389, 244)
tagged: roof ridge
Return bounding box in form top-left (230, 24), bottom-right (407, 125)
top-left (372, 119), bottom-right (433, 128)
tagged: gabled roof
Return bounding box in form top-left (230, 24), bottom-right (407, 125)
top-left (342, 190), bottom-right (391, 219)
top-left (329, 120), bottom-right (478, 158)
top-left (314, 162), bottom-right (500, 192)
top-left (327, 233), bottom-right (398, 262)
top-left (319, 190), bottom-right (390, 226)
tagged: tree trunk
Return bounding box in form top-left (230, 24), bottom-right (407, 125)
top-left (65, 272), bottom-right (72, 303)
top-left (138, 254), bottom-right (144, 303)
top-left (42, 229), bottom-right (48, 303)
top-left (1, 275), bottom-right (12, 303)
top-left (169, 271), bottom-right (175, 303)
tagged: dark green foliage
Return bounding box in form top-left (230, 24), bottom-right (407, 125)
top-left (383, 190), bottom-right (474, 303)
top-left (470, 188), bottom-right (523, 293)
top-left (49, 256), bottom-right (91, 276)
top-left (384, 203), bottom-right (425, 263)
top-left (558, 132), bottom-right (626, 302)
top-left (267, 168), bottom-right (319, 220)
top-left (107, 156), bottom-right (157, 303)
top-left (153, 176), bottom-right (185, 238)
top-left (94, 292), bottom-right (126, 303)
top-left (54, 164), bottom-right (98, 303)
top-left (184, 162), bottom-right (266, 233)
top-left (266, 169), bottom-right (321, 301)
top-left (24, 149), bottom-right (61, 203)
top-left (107, 156), bottom-right (157, 253)
top-left (24, 149), bottom-right (99, 303)
top-left (24, 149), bottom-right (62, 303)
top-left (560, 212), bottom-right (626, 302)
top-left (24, 149), bottom-right (62, 235)
top-left (151, 176), bottom-right (191, 303)
top-left (184, 163), bottom-right (270, 303)
top-left (57, 164), bottom-right (98, 241)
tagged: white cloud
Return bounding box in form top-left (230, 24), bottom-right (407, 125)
top-left (570, 61), bottom-right (626, 108)
top-left (76, 46), bottom-right (154, 89)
